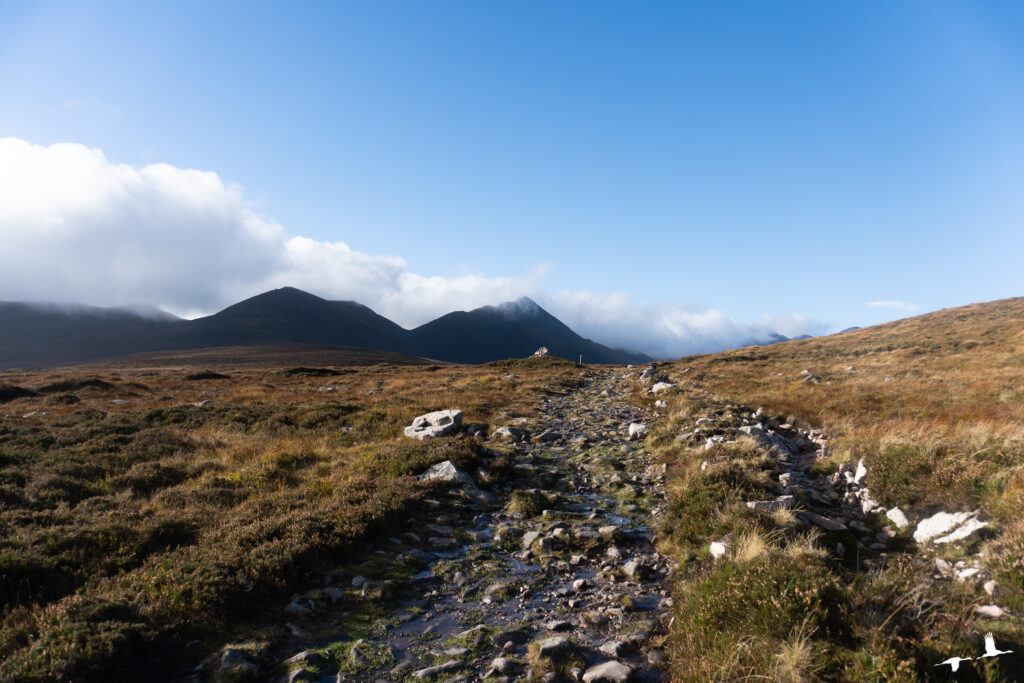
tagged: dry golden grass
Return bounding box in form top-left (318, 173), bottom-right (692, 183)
top-left (652, 296), bottom-right (1024, 680)
top-left (0, 354), bottom-right (586, 680)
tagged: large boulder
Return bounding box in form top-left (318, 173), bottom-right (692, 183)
top-left (404, 409), bottom-right (463, 440)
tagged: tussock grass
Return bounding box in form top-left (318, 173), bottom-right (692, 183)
top-left (651, 297), bottom-right (1024, 680)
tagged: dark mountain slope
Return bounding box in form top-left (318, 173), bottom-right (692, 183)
top-left (0, 302), bottom-right (180, 368)
top-left (0, 290), bottom-right (649, 368)
top-left (412, 297), bottom-right (650, 364)
top-left (177, 288), bottom-right (423, 356)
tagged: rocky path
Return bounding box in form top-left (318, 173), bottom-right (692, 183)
top-left (273, 368), bottom-right (673, 683)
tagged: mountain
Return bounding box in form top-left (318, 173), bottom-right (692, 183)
top-left (178, 287), bottom-right (421, 356)
top-left (0, 302), bottom-right (180, 368)
top-left (0, 289), bottom-right (650, 368)
top-left (411, 297), bottom-right (650, 365)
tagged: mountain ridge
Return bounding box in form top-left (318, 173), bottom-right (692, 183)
top-left (0, 288), bottom-right (651, 368)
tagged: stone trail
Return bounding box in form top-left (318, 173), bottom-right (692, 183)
top-left (273, 369), bottom-right (673, 683)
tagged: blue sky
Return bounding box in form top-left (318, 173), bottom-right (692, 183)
top-left (1, 1), bottom-right (1023, 356)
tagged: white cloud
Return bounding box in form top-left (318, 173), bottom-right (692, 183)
top-left (0, 137), bottom-right (821, 358)
top-left (542, 292), bottom-right (826, 358)
top-left (866, 300), bottom-right (919, 312)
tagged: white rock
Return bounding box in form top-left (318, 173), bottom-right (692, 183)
top-left (628, 423), bottom-right (649, 440)
top-left (532, 347), bottom-right (550, 357)
top-left (886, 507), bottom-right (910, 529)
top-left (974, 604), bottom-right (1005, 618)
top-left (404, 409), bottom-right (463, 439)
top-left (492, 425), bottom-right (528, 442)
top-left (914, 511), bottom-right (987, 544)
top-left (935, 517), bottom-right (988, 544)
top-left (417, 460), bottom-right (492, 503)
top-left (860, 494), bottom-right (879, 516)
top-left (746, 496), bottom-right (794, 513)
top-left (984, 580), bottom-right (997, 595)
top-left (654, 400), bottom-right (667, 408)
top-left (651, 382), bottom-right (676, 394)
top-left (956, 567), bottom-right (980, 581)
top-left (709, 541), bottom-right (726, 559)
top-left (853, 458), bottom-right (867, 485)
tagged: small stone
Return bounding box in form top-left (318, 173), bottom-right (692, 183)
top-left (285, 651), bottom-right (323, 667)
top-left (488, 657), bottom-right (517, 674)
top-left (801, 512), bottom-right (847, 532)
top-left (598, 641), bottom-right (633, 658)
top-left (974, 604), bottom-right (1005, 618)
top-left (627, 423), bottom-right (649, 441)
top-left (417, 460), bottom-right (492, 504)
top-left (984, 580), bottom-right (997, 595)
top-left (622, 559), bottom-right (647, 579)
top-left (522, 531), bottom-right (542, 551)
top-left (536, 636), bottom-right (575, 659)
top-left (957, 567), bottom-right (980, 581)
top-left (412, 660), bottom-right (464, 679)
top-left (391, 658), bottom-right (418, 676)
top-left (219, 648), bottom-right (253, 671)
top-left (284, 596), bottom-right (315, 614)
top-left (351, 576), bottom-right (367, 588)
top-left (582, 660), bottom-right (634, 682)
top-left (546, 620), bottom-right (572, 632)
top-left (710, 541), bottom-right (726, 559)
top-left (886, 507), bottom-right (910, 529)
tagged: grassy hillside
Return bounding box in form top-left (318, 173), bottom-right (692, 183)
top-left (0, 355), bottom-right (584, 680)
top-left (645, 297), bottom-right (1024, 680)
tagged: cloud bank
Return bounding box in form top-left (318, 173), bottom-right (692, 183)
top-left (0, 137), bottom-right (822, 358)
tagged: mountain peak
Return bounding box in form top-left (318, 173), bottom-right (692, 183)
top-left (495, 296), bottom-right (543, 318)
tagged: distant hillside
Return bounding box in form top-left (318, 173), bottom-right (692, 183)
top-left (411, 297), bottom-right (651, 365)
top-left (0, 289), bottom-right (649, 368)
top-left (108, 343), bottom-right (435, 369)
top-left (656, 295), bottom-right (1024, 679)
top-left (0, 302), bottom-right (180, 368)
